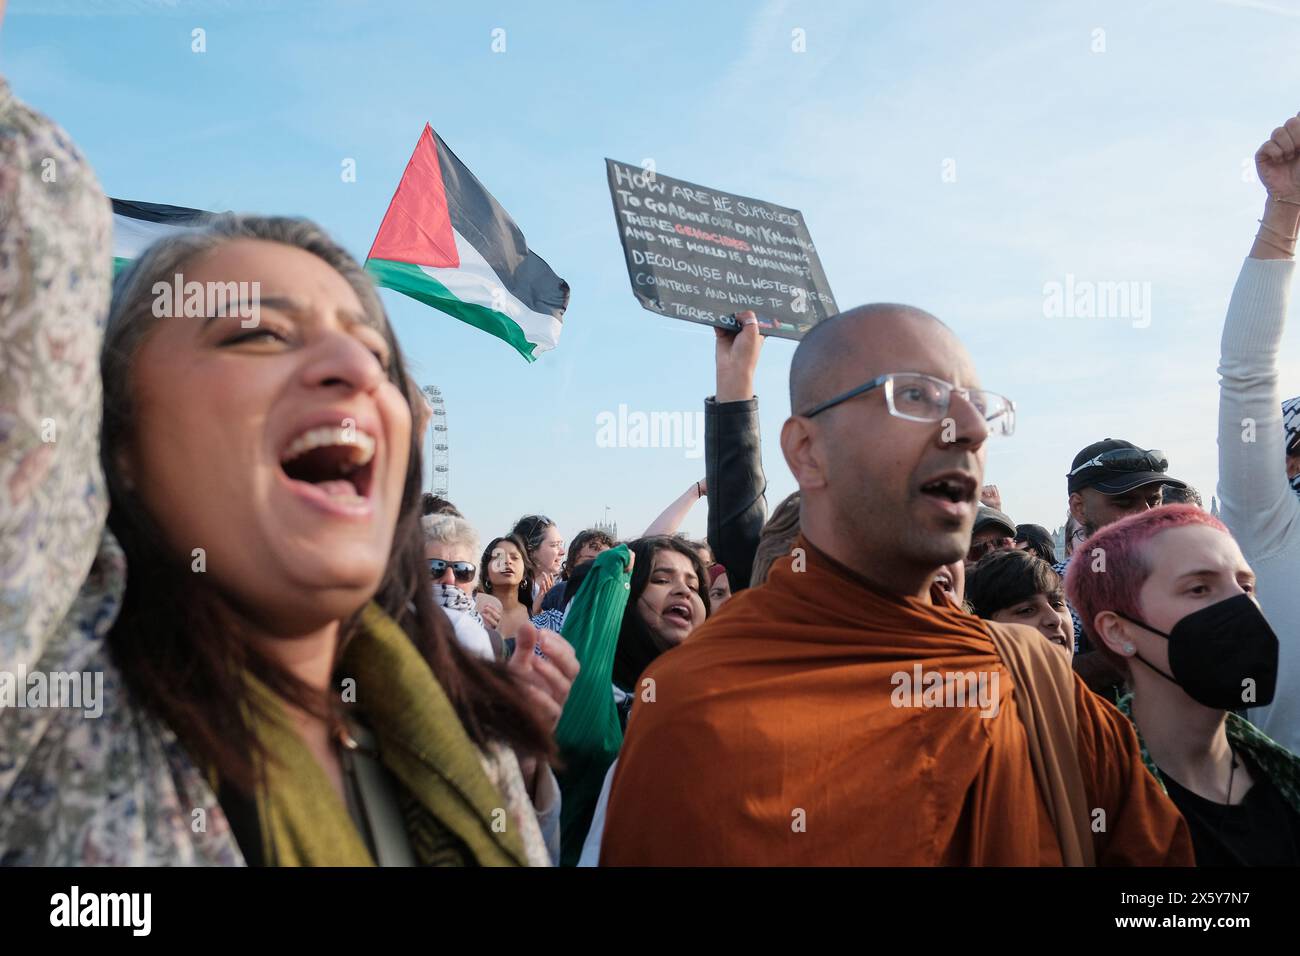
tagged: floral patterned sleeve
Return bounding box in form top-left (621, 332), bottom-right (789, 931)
top-left (0, 80), bottom-right (242, 865)
top-left (0, 77), bottom-right (112, 668)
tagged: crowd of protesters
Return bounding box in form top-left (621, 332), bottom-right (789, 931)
top-left (4, 61), bottom-right (1300, 866)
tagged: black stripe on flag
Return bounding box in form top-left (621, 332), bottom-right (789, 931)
top-left (111, 198), bottom-right (215, 225)
top-left (431, 132), bottom-right (570, 322)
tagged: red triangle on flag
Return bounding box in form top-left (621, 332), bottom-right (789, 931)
top-left (367, 124), bottom-right (460, 268)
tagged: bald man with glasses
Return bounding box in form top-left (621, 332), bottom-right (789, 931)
top-left (600, 304), bottom-right (1190, 866)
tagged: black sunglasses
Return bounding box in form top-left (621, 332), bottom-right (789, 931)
top-left (517, 515), bottom-right (553, 531)
top-left (429, 559), bottom-right (476, 583)
top-left (1067, 448), bottom-right (1167, 478)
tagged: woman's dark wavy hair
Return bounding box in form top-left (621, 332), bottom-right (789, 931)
top-left (562, 528), bottom-right (615, 579)
top-left (612, 536), bottom-right (711, 692)
top-left (479, 533), bottom-right (534, 607)
top-left (100, 215), bottom-right (552, 794)
top-left (559, 560), bottom-right (596, 612)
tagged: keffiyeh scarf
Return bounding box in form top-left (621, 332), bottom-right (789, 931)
top-left (1284, 395), bottom-right (1300, 496)
top-left (433, 582), bottom-right (486, 626)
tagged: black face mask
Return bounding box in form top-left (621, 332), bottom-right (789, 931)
top-left (1114, 594), bottom-right (1278, 710)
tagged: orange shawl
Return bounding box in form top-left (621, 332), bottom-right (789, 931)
top-left (600, 537), bottom-right (1191, 866)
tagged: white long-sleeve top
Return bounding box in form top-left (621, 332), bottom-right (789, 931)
top-left (1218, 256), bottom-right (1300, 752)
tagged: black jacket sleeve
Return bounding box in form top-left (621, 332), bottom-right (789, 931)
top-left (704, 396), bottom-right (767, 592)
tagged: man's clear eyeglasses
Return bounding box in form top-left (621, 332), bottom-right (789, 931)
top-left (800, 372), bottom-right (1016, 437)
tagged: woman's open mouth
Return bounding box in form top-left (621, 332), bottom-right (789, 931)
top-left (662, 601), bottom-right (694, 627)
top-left (278, 425), bottom-right (377, 517)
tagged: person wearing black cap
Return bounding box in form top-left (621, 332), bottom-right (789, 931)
top-left (1066, 439), bottom-right (1187, 538)
top-left (1054, 439), bottom-right (1187, 673)
top-left (965, 503), bottom-right (1017, 572)
top-left (1013, 523), bottom-right (1058, 564)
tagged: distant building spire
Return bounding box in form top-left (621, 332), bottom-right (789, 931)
top-left (1051, 525), bottom-right (1066, 563)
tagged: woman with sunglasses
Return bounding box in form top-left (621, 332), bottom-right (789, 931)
top-left (427, 517), bottom-right (579, 720)
top-left (423, 513), bottom-right (495, 660)
top-left (3, 215), bottom-right (556, 866)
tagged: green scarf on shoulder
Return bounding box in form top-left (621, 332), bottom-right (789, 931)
top-left (244, 602), bottom-right (529, 866)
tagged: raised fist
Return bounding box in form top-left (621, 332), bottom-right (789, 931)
top-left (1255, 114), bottom-right (1300, 202)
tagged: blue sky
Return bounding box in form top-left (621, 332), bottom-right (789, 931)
top-left (7, 0), bottom-right (1300, 547)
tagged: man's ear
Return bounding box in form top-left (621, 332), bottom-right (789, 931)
top-left (780, 416), bottom-right (827, 492)
top-left (1068, 491), bottom-right (1087, 526)
top-left (1092, 610), bottom-right (1134, 658)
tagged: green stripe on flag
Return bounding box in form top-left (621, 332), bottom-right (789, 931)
top-left (365, 258), bottom-right (538, 363)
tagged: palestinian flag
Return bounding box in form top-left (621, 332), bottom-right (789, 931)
top-left (111, 199), bottom-right (215, 275)
top-left (365, 125), bottom-right (568, 362)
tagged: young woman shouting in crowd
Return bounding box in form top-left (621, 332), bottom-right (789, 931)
top-left (570, 536), bottom-right (712, 865)
top-left (3, 215), bottom-right (558, 866)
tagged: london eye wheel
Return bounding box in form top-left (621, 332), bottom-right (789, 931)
top-left (421, 384), bottom-right (450, 496)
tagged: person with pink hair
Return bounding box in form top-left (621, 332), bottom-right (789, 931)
top-left (1065, 505), bottom-right (1300, 865)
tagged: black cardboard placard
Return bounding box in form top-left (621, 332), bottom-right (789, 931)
top-left (606, 158), bottom-right (837, 339)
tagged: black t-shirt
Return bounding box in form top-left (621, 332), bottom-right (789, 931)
top-left (1162, 754), bottom-right (1300, 866)
top-left (540, 580), bottom-right (567, 613)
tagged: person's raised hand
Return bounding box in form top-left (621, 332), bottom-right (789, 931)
top-left (714, 310), bottom-right (764, 402)
top-left (508, 622), bottom-right (579, 730)
top-left (475, 592), bottom-right (502, 630)
top-left (980, 484), bottom-right (1002, 511)
top-left (531, 570), bottom-right (556, 615)
top-left (1256, 114), bottom-right (1300, 202)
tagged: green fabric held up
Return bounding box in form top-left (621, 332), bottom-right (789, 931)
top-left (244, 602), bottom-right (529, 867)
top-left (554, 545), bottom-right (633, 865)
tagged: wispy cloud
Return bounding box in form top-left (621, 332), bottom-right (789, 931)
top-left (1214, 0), bottom-right (1300, 19)
top-left (10, 0), bottom-right (244, 15)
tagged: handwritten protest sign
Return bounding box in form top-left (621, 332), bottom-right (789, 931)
top-left (606, 159), bottom-right (837, 339)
